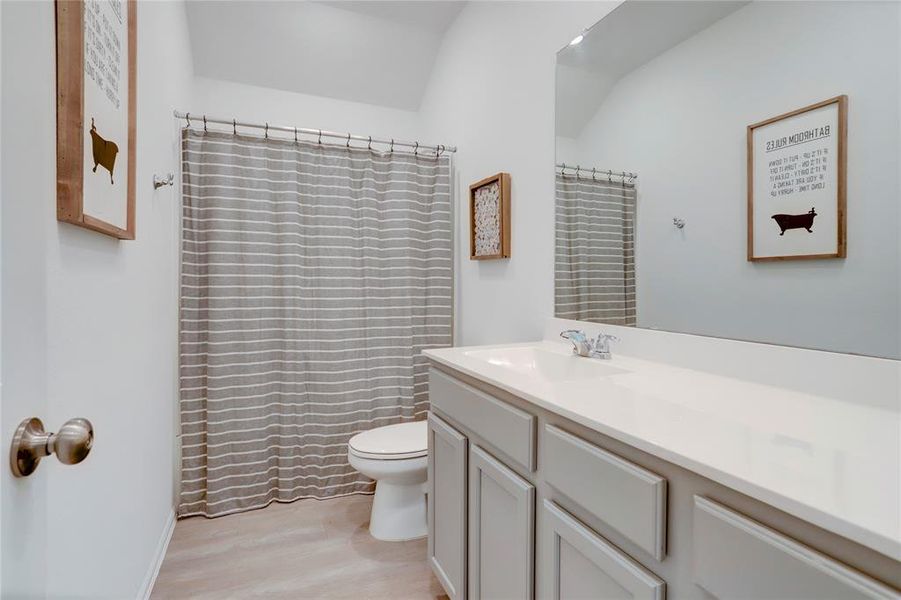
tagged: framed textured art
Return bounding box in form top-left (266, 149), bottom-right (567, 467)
top-left (56, 0), bottom-right (137, 240)
top-left (470, 172), bottom-right (511, 260)
top-left (747, 95), bottom-right (847, 262)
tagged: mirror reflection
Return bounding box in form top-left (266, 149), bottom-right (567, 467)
top-left (555, 0), bottom-right (900, 358)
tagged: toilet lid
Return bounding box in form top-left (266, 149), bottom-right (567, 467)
top-left (348, 420), bottom-right (428, 460)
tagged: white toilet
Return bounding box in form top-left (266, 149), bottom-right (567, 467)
top-left (347, 420), bottom-right (428, 541)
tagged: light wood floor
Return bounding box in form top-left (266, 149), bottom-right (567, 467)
top-left (151, 494), bottom-right (448, 599)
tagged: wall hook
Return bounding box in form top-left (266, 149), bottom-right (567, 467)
top-left (673, 217), bottom-right (686, 229)
top-left (153, 173), bottom-right (175, 189)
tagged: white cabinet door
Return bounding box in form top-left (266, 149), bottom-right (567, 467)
top-left (542, 500), bottom-right (665, 600)
top-left (428, 412), bottom-right (468, 600)
top-left (468, 444), bottom-right (535, 600)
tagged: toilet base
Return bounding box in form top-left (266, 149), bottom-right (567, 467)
top-left (369, 480), bottom-right (427, 541)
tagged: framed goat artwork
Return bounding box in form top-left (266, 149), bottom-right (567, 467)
top-left (56, 0), bottom-right (137, 239)
top-left (470, 172), bottom-right (511, 260)
top-left (747, 95), bottom-right (847, 261)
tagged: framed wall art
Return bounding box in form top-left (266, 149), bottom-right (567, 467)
top-left (56, 0), bottom-right (137, 240)
top-left (470, 172), bottom-right (511, 260)
top-left (747, 95), bottom-right (847, 261)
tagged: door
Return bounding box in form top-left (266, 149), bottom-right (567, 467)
top-left (1, 1), bottom-right (51, 595)
top-left (469, 444), bottom-right (535, 600)
top-left (541, 500), bottom-right (665, 600)
top-left (428, 412), bottom-right (468, 600)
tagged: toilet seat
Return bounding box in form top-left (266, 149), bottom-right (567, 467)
top-left (348, 420), bottom-right (427, 460)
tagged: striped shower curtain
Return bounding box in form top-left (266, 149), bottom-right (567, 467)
top-left (178, 129), bottom-right (453, 517)
top-left (555, 174), bottom-right (636, 325)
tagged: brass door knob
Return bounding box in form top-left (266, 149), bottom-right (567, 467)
top-left (10, 417), bottom-right (94, 477)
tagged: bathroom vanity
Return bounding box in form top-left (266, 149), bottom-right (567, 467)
top-left (422, 322), bottom-right (900, 600)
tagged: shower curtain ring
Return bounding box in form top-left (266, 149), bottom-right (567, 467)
top-left (318, 130), bottom-right (322, 144)
top-left (592, 167), bottom-right (596, 181)
top-left (414, 141), bottom-right (419, 156)
top-left (368, 136), bottom-right (372, 151)
top-left (294, 127), bottom-right (298, 143)
top-left (203, 115), bottom-right (207, 132)
top-left (232, 119), bottom-right (236, 135)
top-left (608, 169), bottom-right (613, 183)
top-left (346, 133), bottom-right (351, 148)
top-left (390, 139), bottom-right (394, 153)
top-left (185, 112), bottom-right (191, 128)
top-left (264, 123), bottom-right (269, 139)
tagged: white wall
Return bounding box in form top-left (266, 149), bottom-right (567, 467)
top-left (563, 1), bottom-right (900, 358)
top-left (419, 1), bottom-right (618, 346)
top-left (1, 1), bottom-right (193, 597)
top-left (191, 76), bottom-right (422, 144)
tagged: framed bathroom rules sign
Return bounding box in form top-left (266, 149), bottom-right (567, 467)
top-left (56, 0), bottom-right (136, 239)
top-left (747, 96), bottom-right (847, 262)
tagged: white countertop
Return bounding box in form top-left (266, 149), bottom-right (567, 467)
top-left (423, 340), bottom-right (901, 560)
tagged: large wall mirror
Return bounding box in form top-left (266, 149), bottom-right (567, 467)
top-left (555, 0), bottom-right (900, 359)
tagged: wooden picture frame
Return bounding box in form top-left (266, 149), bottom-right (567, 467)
top-left (469, 172), bottom-right (511, 260)
top-left (747, 95), bottom-right (847, 262)
top-left (56, 0), bottom-right (137, 240)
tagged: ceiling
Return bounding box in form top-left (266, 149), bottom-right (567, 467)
top-left (557, 0), bottom-right (750, 138)
top-left (185, 1), bottom-right (466, 111)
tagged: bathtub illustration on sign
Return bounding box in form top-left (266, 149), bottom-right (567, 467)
top-left (771, 207), bottom-right (817, 235)
top-left (89, 118), bottom-right (118, 184)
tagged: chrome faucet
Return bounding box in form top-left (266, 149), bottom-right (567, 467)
top-left (589, 333), bottom-right (619, 360)
top-left (560, 329), bottom-right (591, 356)
top-left (560, 329), bottom-right (619, 360)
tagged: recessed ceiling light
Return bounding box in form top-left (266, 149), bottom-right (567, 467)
top-left (569, 34), bottom-right (584, 46)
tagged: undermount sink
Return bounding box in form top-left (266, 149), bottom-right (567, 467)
top-left (463, 345), bottom-right (628, 382)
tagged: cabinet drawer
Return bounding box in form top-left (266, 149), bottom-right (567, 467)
top-left (543, 425), bottom-right (667, 560)
top-left (542, 500), bottom-right (665, 600)
top-left (693, 496), bottom-right (898, 599)
top-left (430, 367), bottom-right (536, 472)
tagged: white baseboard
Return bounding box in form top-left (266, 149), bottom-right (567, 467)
top-left (137, 508), bottom-right (176, 600)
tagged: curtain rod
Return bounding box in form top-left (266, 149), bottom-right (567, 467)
top-left (174, 111), bottom-right (457, 155)
top-left (556, 163), bottom-right (636, 182)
